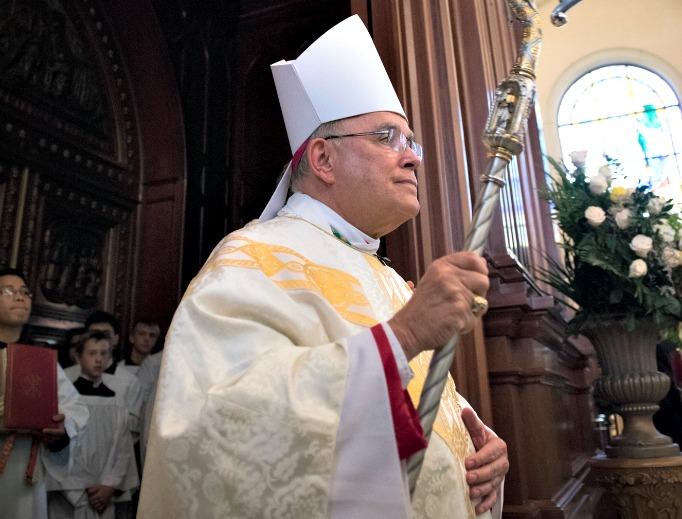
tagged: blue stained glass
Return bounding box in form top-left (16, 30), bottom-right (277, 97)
top-left (557, 64), bottom-right (682, 207)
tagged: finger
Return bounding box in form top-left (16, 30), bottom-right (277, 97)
top-left (474, 489), bottom-right (498, 515)
top-left (443, 251), bottom-right (489, 274)
top-left (474, 438), bottom-right (506, 465)
top-left (470, 471), bottom-right (504, 493)
top-left (41, 427), bottom-right (64, 436)
top-left (467, 453), bottom-right (509, 484)
top-left (461, 408), bottom-right (484, 438)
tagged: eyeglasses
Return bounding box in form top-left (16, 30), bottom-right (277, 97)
top-left (0, 286), bottom-right (32, 299)
top-left (324, 128), bottom-right (424, 161)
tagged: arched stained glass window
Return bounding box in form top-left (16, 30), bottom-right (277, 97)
top-left (558, 64), bottom-right (682, 206)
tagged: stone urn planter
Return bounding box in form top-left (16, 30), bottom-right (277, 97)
top-left (580, 315), bottom-right (680, 458)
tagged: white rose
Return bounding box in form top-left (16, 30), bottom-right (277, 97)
top-left (628, 259), bottom-right (648, 278)
top-left (630, 234), bottom-right (653, 258)
top-left (588, 174), bottom-right (609, 194)
top-left (569, 150), bottom-right (587, 168)
top-left (613, 208), bottom-right (632, 230)
top-left (648, 197), bottom-right (665, 215)
top-left (663, 247), bottom-right (682, 268)
top-left (655, 223), bottom-right (676, 243)
top-left (597, 165), bottom-right (613, 183)
top-left (584, 206), bottom-right (606, 227)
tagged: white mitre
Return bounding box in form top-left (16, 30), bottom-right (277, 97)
top-left (259, 14), bottom-right (406, 221)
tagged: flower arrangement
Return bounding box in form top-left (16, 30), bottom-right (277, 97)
top-left (541, 151), bottom-right (682, 336)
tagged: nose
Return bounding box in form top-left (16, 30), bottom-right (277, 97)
top-left (402, 146), bottom-right (423, 170)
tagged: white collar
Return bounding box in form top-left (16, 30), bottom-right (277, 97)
top-left (279, 193), bottom-right (381, 255)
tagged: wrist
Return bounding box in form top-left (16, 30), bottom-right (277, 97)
top-left (388, 319), bottom-right (420, 361)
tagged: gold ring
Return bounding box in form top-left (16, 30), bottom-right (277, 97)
top-left (471, 294), bottom-right (489, 317)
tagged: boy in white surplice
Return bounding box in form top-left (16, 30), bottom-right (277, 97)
top-left (47, 331), bottom-right (138, 519)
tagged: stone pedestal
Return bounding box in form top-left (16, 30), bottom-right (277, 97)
top-left (590, 454), bottom-right (682, 518)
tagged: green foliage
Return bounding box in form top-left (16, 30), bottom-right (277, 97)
top-left (540, 155), bottom-right (682, 335)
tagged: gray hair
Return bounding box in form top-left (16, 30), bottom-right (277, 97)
top-left (291, 119), bottom-right (344, 192)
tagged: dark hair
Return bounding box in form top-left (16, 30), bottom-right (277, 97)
top-left (132, 316), bottom-right (159, 330)
top-left (65, 327), bottom-right (87, 344)
top-left (57, 327), bottom-right (87, 368)
top-left (85, 310), bottom-right (121, 336)
top-left (0, 267), bottom-right (28, 284)
top-left (76, 329), bottom-right (111, 356)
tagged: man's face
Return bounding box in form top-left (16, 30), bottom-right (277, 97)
top-left (88, 322), bottom-right (119, 348)
top-left (78, 338), bottom-right (110, 381)
top-left (129, 322), bottom-right (160, 356)
top-left (0, 275), bottom-right (32, 329)
top-left (322, 111), bottom-right (422, 238)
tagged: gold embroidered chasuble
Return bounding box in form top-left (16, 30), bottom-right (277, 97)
top-left (139, 212), bottom-right (491, 519)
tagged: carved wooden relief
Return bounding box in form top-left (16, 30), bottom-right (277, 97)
top-left (590, 456), bottom-right (682, 519)
top-left (35, 178), bottom-right (133, 320)
top-left (0, 0), bottom-right (108, 136)
top-left (38, 222), bottom-right (104, 309)
top-left (0, 0), bottom-right (141, 341)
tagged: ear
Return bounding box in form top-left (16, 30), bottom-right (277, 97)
top-left (307, 138), bottom-right (336, 185)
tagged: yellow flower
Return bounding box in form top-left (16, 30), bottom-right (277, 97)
top-left (610, 186), bottom-right (629, 203)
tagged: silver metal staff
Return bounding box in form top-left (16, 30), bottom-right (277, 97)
top-left (408, 0), bottom-right (542, 496)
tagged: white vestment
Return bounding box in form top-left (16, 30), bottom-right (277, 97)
top-left (0, 362), bottom-right (89, 519)
top-left (116, 360), bottom-right (140, 376)
top-left (65, 365), bottom-right (143, 515)
top-left (46, 394), bottom-right (139, 519)
top-left (65, 365), bottom-right (144, 437)
top-left (139, 193), bottom-right (501, 519)
top-left (134, 352), bottom-right (163, 467)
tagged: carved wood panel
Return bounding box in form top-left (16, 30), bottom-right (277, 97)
top-left (0, 159), bottom-right (134, 343)
top-left (0, 0), bottom-right (147, 341)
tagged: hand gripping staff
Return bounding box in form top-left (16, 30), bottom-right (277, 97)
top-left (407, 0), bottom-right (542, 496)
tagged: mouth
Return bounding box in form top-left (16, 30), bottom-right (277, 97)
top-left (397, 178), bottom-right (418, 189)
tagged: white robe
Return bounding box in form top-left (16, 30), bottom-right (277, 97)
top-left (65, 365), bottom-right (144, 514)
top-left (139, 193), bottom-right (499, 519)
top-left (65, 365), bottom-right (144, 437)
top-left (0, 363), bottom-right (89, 519)
top-left (116, 360), bottom-right (140, 376)
top-left (46, 395), bottom-right (139, 519)
top-left (135, 352), bottom-right (163, 467)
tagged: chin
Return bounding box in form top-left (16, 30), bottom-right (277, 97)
top-left (401, 199), bottom-right (421, 219)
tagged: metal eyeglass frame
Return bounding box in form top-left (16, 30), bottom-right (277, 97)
top-left (323, 129), bottom-right (423, 161)
top-left (0, 286), bottom-right (33, 299)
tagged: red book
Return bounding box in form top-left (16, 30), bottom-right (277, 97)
top-left (3, 344), bottom-right (58, 431)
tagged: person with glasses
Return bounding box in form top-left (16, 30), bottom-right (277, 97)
top-left (140, 16), bottom-right (507, 519)
top-left (0, 267), bottom-right (89, 519)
